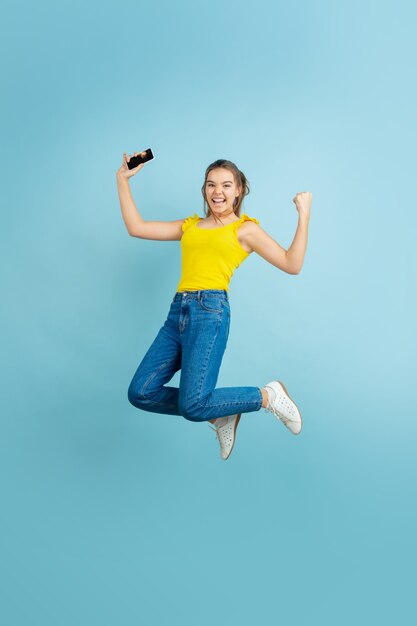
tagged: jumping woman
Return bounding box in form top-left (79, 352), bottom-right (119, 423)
top-left (116, 152), bottom-right (312, 460)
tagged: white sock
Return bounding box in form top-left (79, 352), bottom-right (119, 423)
top-left (263, 385), bottom-right (276, 410)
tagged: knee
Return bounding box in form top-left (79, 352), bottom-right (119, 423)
top-left (127, 381), bottom-right (140, 407)
top-left (128, 380), bottom-right (151, 408)
top-left (179, 397), bottom-right (205, 422)
top-left (182, 409), bottom-right (205, 422)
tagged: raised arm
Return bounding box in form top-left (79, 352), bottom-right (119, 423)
top-left (116, 152), bottom-right (186, 241)
top-left (243, 192), bottom-right (312, 274)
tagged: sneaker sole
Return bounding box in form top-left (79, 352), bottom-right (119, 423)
top-left (277, 380), bottom-right (303, 435)
top-left (223, 413), bottom-right (242, 460)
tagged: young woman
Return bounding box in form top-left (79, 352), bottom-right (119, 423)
top-left (116, 152), bottom-right (312, 460)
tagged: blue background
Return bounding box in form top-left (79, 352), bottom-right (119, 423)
top-left (1, 1), bottom-right (416, 624)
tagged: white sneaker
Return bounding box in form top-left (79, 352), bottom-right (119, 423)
top-left (263, 381), bottom-right (302, 435)
top-left (209, 414), bottom-right (241, 460)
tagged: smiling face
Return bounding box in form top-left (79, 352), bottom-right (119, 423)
top-left (204, 168), bottom-right (241, 217)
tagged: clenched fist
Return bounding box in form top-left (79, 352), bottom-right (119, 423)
top-left (293, 192), bottom-right (312, 221)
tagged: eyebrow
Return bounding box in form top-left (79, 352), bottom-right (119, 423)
top-left (206, 179), bottom-right (233, 184)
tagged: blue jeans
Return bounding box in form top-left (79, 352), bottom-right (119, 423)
top-left (128, 289), bottom-right (263, 422)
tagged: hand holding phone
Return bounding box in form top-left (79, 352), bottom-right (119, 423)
top-left (116, 148), bottom-right (155, 180)
top-left (127, 148), bottom-right (154, 169)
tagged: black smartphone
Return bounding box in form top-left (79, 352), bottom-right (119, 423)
top-left (127, 148), bottom-right (155, 169)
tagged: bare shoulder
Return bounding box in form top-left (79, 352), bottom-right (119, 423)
top-left (239, 221), bottom-right (292, 272)
top-left (237, 220), bottom-right (263, 253)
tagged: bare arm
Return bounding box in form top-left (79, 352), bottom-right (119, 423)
top-left (286, 192), bottom-right (312, 273)
top-left (285, 215), bottom-right (309, 274)
top-left (244, 224), bottom-right (296, 273)
top-left (116, 152), bottom-right (186, 241)
top-left (244, 192), bottom-right (312, 275)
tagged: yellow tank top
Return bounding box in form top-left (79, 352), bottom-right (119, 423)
top-left (176, 213), bottom-right (260, 292)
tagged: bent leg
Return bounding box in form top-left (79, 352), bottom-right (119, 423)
top-left (128, 317), bottom-right (182, 416)
top-left (178, 301), bottom-right (262, 422)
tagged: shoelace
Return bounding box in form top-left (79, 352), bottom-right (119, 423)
top-left (264, 393), bottom-right (295, 424)
top-left (208, 419), bottom-right (232, 443)
top-left (208, 422), bottom-right (220, 441)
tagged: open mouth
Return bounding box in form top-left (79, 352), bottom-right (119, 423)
top-left (212, 199), bottom-right (226, 205)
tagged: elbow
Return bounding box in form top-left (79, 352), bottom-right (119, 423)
top-left (128, 228), bottom-right (141, 238)
top-left (286, 262), bottom-right (302, 275)
top-left (284, 252), bottom-right (302, 274)
top-left (285, 261), bottom-right (301, 275)
top-left (128, 222), bottom-right (147, 238)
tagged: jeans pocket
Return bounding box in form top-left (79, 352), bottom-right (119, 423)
top-left (198, 293), bottom-right (223, 313)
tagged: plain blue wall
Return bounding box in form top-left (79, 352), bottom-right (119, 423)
top-left (1, 0), bottom-right (416, 624)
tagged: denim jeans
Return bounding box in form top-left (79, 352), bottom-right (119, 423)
top-left (128, 289), bottom-right (263, 422)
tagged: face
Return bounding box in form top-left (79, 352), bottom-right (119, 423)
top-left (205, 168), bottom-right (241, 217)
